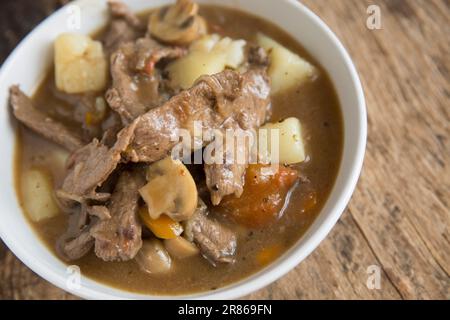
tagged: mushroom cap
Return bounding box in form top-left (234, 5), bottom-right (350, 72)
top-left (135, 239), bottom-right (172, 274)
top-left (148, 0), bottom-right (207, 46)
top-left (139, 157), bottom-right (198, 222)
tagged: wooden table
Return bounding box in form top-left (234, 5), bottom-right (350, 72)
top-left (0, 0), bottom-right (448, 300)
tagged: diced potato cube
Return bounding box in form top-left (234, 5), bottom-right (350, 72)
top-left (49, 148), bottom-right (70, 171)
top-left (21, 169), bottom-right (60, 222)
top-left (257, 33), bottom-right (316, 94)
top-left (168, 51), bottom-right (227, 90)
top-left (214, 37), bottom-right (246, 69)
top-left (54, 33), bottom-right (108, 93)
top-left (259, 117), bottom-right (306, 164)
top-left (168, 34), bottom-right (246, 89)
top-left (190, 34), bottom-right (221, 52)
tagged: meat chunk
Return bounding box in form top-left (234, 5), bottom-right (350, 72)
top-left (99, 111), bottom-right (123, 148)
top-left (248, 45), bottom-right (270, 67)
top-left (60, 230), bottom-right (94, 261)
top-left (125, 68), bottom-right (271, 163)
top-left (184, 199), bottom-right (237, 265)
top-left (57, 168), bottom-right (144, 262)
top-left (57, 205), bottom-right (93, 261)
top-left (102, 1), bottom-right (145, 55)
top-left (91, 170), bottom-right (145, 261)
top-left (106, 38), bottom-right (185, 124)
top-left (203, 63), bottom-right (271, 204)
top-left (87, 205), bottom-right (111, 220)
top-left (108, 0), bottom-right (142, 27)
top-left (9, 86), bottom-right (84, 152)
top-left (49, 85), bottom-right (107, 141)
top-left (204, 119), bottom-right (249, 205)
top-left (56, 120), bottom-right (137, 205)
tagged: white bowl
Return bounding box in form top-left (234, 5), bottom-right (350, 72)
top-left (0, 0), bottom-right (366, 299)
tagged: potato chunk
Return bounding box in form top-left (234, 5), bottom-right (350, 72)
top-left (54, 33), bottom-right (108, 93)
top-left (259, 117), bottom-right (306, 164)
top-left (168, 34), bottom-right (246, 89)
top-left (257, 33), bottom-right (316, 94)
top-left (49, 148), bottom-right (70, 172)
top-left (21, 169), bottom-right (60, 222)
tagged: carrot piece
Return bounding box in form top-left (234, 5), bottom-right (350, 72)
top-left (139, 207), bottom-right (183, 239)
top-left (218, 164), bottom-right (298, 228)
top-left (256, 244), bottom-right (283, 266)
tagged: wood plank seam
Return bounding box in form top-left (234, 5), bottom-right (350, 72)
top-left (348, 209), bottom-right (406, 299)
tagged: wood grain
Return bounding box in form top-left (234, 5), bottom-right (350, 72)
top-left (0, 0), bottom-right (448, 300)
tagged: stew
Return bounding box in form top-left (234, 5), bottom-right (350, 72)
top-left (12, 0), bottom-right (343, 295)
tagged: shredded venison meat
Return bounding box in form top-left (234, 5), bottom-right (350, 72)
top-left (203, 52), bottom-right (271, 204)
top-left (184, 200), bottom-right (237, 265)
top-left (106, 38), bottom-right (185, 124)
top-left (56, 120), bottom-right (137, 205)
top-left (102, 1), bottom-right (145, 55)
top-left (58, 170), bottom-right (145, 261)
top-left (124, 68), bottom-right (271, 163)
top-left (49, 86), bottom-right (105, 141)
top-left (57, 205), bottom-right (93, 261)
top-left (9, 86), bottom-right (84, 152)
top-left (108, 0), bottom-right (142, 27)
top-left (91, 169), bottom-right (145, 261)
top-left (87, 205), bottom-right (111, 220)
top-left (203, 119), bottom-right (249, 205)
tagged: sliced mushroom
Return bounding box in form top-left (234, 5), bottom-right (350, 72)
top-left (135, 239), bottom-right (172, 274)
top-left (148, 0), bottom-right (207, 46)
top-left (139, 157), bottom-right (198, 221)
top-left (164, 236), bottom-right (199, 259)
